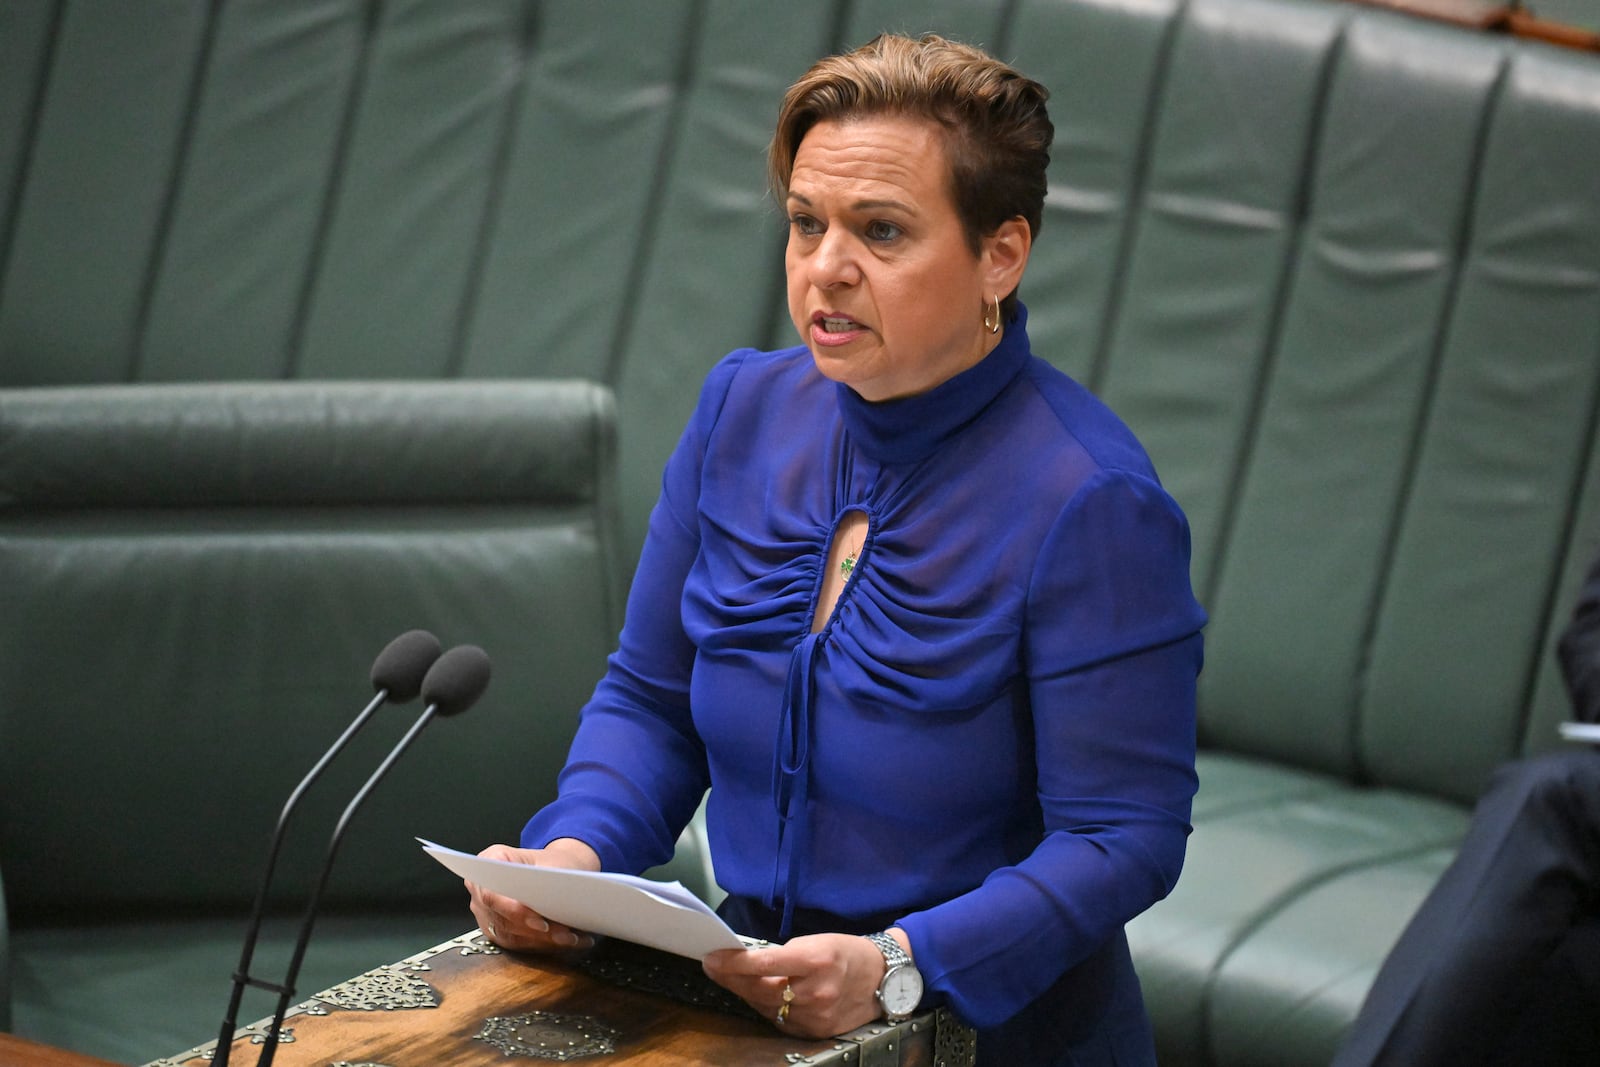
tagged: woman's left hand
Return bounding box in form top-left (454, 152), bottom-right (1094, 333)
top-left (702, 933), bottom-right (887, 1039)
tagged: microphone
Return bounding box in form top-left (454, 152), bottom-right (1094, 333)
top-left (254, 644), bottom-right (492, 1067)
top-left (211, 629), bottom-right (442, 1067)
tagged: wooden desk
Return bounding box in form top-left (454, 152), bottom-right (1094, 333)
top-left (0, 1033), bottom-right (125, 1067)
top-left (145, 932), bottom-right (975, 1066)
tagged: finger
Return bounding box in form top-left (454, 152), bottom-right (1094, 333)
top-left (775, 987), bottom-right (792, 1027)
top-left (464, 878), bottom-right (541, 920)
top-left (703, 964), bottom-right (791, 1014)
top-left (476, 842), bottom-right (542, 864)
top-left (468, 892), bottom-right (593, 952)
top-left (701, 964), bottom-right (774, 998)
top-left (542, 921), bottom-right (594, 949)
top-left (704, 944), bottom-right (802, 980)
top-left (469, 899), bottom-right (535, 948)
top-left (475, 913), bottom-right (593, 952)
top-left (467, 883), bottom-right (549, 932)
top-left (468, 896), bottom-right (519, 943)
top-left (737, 976), bottom-right (793, 1026)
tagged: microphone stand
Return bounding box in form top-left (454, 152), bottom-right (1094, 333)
top-left (253, 704), bottom-right (442, 1067)
top-left (211, 688), bottom-right (389, 1067)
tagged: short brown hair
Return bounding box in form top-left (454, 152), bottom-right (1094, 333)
top-left (769, 34), bottom-right (1052, 316)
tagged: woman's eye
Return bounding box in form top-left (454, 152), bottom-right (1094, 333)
top-left (865, 220), bottom-right (902, 242)
top-left (790, 214), bottom-right (822, 236)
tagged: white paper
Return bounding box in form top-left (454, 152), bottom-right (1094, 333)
top-left (1558, 721), bottom-right (1600, 744)
top-left (419, 839), bottom-right (747, 959)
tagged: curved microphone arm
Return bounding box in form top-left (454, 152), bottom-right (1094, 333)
top-left (253, 704), bottom-right (442, 1067)
top-left (211, 688), bottom-right (388, 1067)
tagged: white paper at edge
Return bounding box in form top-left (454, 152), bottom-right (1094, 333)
top-left (1558, 721), bottom-right (1600, 744)
top-left (419, 839), bottom-right (746, 959)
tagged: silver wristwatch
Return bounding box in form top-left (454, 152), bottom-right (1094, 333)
top-left (867, 930), bottom-right (924, 1023)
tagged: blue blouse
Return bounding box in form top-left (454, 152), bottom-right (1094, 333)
top-left (524, 306), bottom-right (1206, 1030)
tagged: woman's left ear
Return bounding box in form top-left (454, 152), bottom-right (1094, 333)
top-left (982, 216), bottom-right (1032, 297)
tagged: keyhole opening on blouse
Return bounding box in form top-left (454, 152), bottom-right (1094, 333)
top-left (814, 509), bottom-right (870, 633)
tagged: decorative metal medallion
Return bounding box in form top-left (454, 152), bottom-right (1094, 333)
top-left (476, 1011), bottom-right (620, 1061)
top-left (317, 965), bottom-right (441, 1011)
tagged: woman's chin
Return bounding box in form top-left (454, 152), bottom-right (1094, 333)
top-left (810, 353), bottom-right (869, 394)
top-left (808, 347), bottom-right (850, 380)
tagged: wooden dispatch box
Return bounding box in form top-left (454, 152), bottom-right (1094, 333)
top-left (146, 932), bottom-right (976, 1067)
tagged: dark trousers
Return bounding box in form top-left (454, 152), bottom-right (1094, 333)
top-left (1333, 747), bottom-right (1600, 1067)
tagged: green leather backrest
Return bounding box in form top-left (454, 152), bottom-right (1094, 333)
top-left (0, 380), bottom-right (623, 918)
top-left (3, 0), bottom-right (1599, 807)
top-left (1073, 2), bottom-right (1600, 800)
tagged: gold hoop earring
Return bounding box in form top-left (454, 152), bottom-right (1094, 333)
top-left (984, 294), bottom-right (1002, 335)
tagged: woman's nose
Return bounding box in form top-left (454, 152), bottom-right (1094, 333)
top-left (807, 229), bottom-right (861, 288)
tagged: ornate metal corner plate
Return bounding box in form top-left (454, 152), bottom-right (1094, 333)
top-left (456, 930), bottom-right (504, 956)
top-left (476, 1011), bottom-right (621, 1061)
top-left (317, 964), bottom-right (442, 1011)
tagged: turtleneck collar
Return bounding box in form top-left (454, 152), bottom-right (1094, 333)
top-left (835, 303), bottom-right (1033, 466)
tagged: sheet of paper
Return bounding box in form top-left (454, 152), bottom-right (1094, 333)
top-left (1558, 721), bottom-right (1600, 744)
top-left (419, 839), bottom-right (747, 959)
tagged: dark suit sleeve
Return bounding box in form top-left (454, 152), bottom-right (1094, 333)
top-left (1557, 550), bottom-right (1600, 724)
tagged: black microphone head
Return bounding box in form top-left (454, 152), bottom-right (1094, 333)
top-left (420, 644), bottom-right (492, 717)
top-left (370, 629), bottom-right (443, 702)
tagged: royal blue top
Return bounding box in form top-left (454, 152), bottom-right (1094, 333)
top-left (523, 306), bottom-right (1206, 1030)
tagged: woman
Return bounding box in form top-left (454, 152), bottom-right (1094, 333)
top-left (467, 33), bottom-right (1205, 1065)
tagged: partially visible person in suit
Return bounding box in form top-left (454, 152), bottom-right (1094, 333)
top-left (1331, 551), bottom-right (1600, 1067)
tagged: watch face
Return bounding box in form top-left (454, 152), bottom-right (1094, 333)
top-left (881, 965), bottom-right (924, 1015)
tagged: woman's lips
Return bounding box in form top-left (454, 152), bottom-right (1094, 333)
top-left (811, 312), bottom-right (866, 347)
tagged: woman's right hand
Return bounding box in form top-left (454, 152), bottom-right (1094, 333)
top-left (465, 837), bottom-right (602, 953)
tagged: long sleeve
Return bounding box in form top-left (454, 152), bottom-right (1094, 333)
top-left (896, 469), bottom-right (1203, 1027)
top-left (520, 352), bottom-right (749, 872)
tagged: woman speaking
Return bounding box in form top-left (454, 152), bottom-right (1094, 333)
top-left (467, 33), bottom-right (1205, 1066)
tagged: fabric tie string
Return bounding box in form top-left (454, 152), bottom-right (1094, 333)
top-left (770, 631), bottom-right (822, 939)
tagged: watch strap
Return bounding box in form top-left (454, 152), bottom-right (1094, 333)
top-left (868, 929), bottom-right (923, 1022)
top-left (868, 930), bottom-right (911, 970)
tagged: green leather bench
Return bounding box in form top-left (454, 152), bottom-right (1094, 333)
top-left (4, 1), bottom-right (1600, 1065)
top-left (0, 381), bottom-right (625, 1060)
